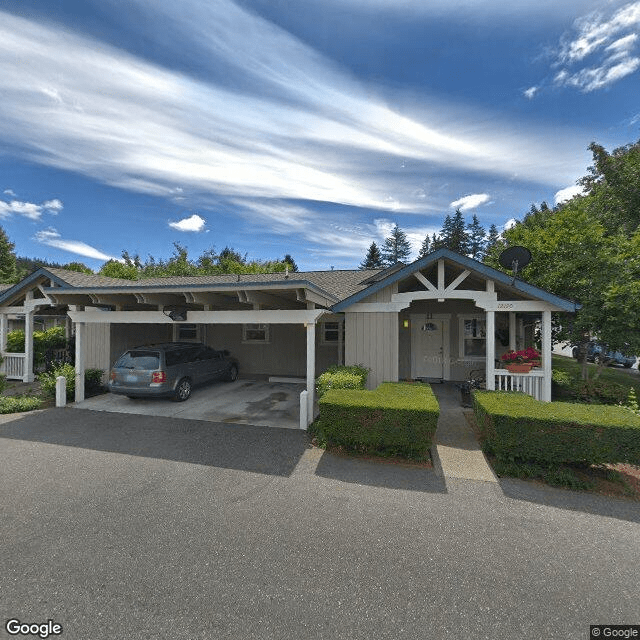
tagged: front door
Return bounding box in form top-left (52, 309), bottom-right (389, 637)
top-left (411, 316), bottom-right (450, 379)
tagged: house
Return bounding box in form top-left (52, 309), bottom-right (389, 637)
top-left (0, 249), bottom-right (580, 426)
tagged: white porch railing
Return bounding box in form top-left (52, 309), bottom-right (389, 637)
top-left (1, 352), bottom-right (26, 380)
top-left (495, 368), bottom-right (544, 401)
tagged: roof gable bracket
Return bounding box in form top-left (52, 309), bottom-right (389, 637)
top-left (444, 269), bottom-right (470, 293)
top-left (413, 271), bottom-right (437, 292)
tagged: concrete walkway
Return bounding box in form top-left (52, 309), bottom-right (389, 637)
top-left (430, 382), bottom-right (498, 485)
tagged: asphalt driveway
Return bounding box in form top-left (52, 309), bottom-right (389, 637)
top-left (75, 379), bottom-right (305, 429)
top-left (1, 408), bottom-right (639, 640)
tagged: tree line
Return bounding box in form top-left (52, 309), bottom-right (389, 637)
top-left (359, 211), bottom-right (501, 269)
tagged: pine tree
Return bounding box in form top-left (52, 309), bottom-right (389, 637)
top-left (448, 209), bottom-right (470, 254)
top-left (438, 214), bottom-right (454, 246)
top-left (283, 254), bottom-right (298, 271)
top-left (485, 224), bottom-right (501, 253)
top-left (381, 225), bottom-right (412, 265)
top-left (0, 225), bottom-right (17, 283)
top-left (466, 214), bottom-right (486, 260)
top-left (417, 234), bottom-right (430, 258)
top-left (430, 233), bottom-right (445, 250)
top-left (360, 242), bottom-right (384, 269)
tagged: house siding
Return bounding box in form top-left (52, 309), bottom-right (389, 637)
top-left (85, 323), bottom-right (111, 374)
top-left (345, 312), bottom-right (399, 389)
top-left (109, 324), bottom-right (172, 367)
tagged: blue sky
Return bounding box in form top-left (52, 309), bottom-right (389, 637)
top-left (0, 0), bottom-right (639, 271)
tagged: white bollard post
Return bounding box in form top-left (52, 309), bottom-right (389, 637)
top-left (299, 390), bottom-right (308, 430)
top-left (56, 376), bottom-right (67, 407)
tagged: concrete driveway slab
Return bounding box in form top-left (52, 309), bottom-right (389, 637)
top-left (74, 379), bottom-right (304, 429)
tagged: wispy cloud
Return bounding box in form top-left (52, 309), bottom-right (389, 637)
top-left (0, 8), bottom-right (587, 218)
top-left (0, 197), bottom-right (63, 220)
top-left (34, 228), bottom-right (120, 261)
top-left (3, 189), bottom-right (16, 197)
top-left (450, 193), bottom-right (490, 211)
top-left (168, 213), bottom-right (207, 232)
top-left (550, 1), bottom-right (640, 92)
top-left (523, 86), bottom-right (538, 99)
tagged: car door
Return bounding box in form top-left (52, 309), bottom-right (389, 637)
top-left (192, 346), bottom-right (224, 383)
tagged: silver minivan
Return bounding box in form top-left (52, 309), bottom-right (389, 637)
top-left (108, 342), bottom-right (239, 401)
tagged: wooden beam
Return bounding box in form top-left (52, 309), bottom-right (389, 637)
top-left (444, 269), bottom-right (470, 292)
top-left (413, 272), bottom-right (437, 292)
top-left (242, 290), bottom-right (298, 309)
top-left (438, 260), bottom-right (445, 290)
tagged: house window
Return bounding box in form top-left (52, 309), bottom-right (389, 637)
top-left (460, 317), bottom-right (486, 358)
top-left (242, 324), bottom-right (270, 343)
top-left (174, 323), bottom-right (200, 342)
top-left (321, 321), bottom-right (344, 344)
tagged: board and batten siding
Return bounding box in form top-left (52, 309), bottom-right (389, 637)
top-left (83, 323), bottom-right (111, 380)
top-left (345, 312), bottom-right (398, 389)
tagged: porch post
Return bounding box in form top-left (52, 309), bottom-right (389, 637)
top-left (509, 312), bottom-right (517, 351)
top-left (542, 310), bottom-right (552, 402)
top-left (0, 313), bottom-right (7, 352)
top-left (23, 308), bottom-right (35, 383)
top-left (337, 317), bottom-right (344, 366)
top-left (306, 322), bottom-right (316, 427)
top-left (486, 310), bottom-right (495, 390)
top-left (75, 321), bottom-right (85, 403)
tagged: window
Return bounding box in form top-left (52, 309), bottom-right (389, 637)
top-left (321, 321), bottom-right (344, 344)
top-left (242, 323), bottom-right (270, 343)
top-left (174, 323), bottom-right (200, 342)
top-left (460, 317), bottom-right (486, 358)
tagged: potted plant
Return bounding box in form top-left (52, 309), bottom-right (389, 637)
top-left (500, 347), bottom-right (541, 373)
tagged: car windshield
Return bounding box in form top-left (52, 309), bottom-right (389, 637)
top-left (115, 350), bottom-right (160, 370)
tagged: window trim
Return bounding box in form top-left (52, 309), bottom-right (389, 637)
top-left (172, 323), bottom-right (201, 343)
top-left (459, 314), bottom-right (487, 360)
top-left (320, 320), bottom-right (344, 345)
top-left (242, 323), bottom-right (270, 344)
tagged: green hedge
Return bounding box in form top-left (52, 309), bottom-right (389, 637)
top-left (311, 382), bottom-right (439, 458)
top-left (473, 391), bottom-right (640, 466)
top-left (6, 326), bottom-right (67, 368)
top-left (315, 365), bottom-right (368, 398)
top-left (39, 365), bottom-right (105, 401)
top-left (0, 396), bottom-right (42, 414)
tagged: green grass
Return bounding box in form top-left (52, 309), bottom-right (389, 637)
top-left (553, 354), bottom-right (640, 393)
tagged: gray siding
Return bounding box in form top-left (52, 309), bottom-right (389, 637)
top-left (84, 323), bottom-right (111, 376)
top-left (345, 312), bottom-right (398, 389)
top-left (109, 324), bottom-right (172, 367)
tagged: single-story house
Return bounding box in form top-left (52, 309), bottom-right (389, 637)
top-left (0, 248), bottom-right (580, 426)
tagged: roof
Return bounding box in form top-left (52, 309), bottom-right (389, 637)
top-left (0, 266), bottom-right (384, 307)
top-left (332, 248), bottom-right (581, 313)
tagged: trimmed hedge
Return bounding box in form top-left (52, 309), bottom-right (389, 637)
top-left (311, 382), bottom-right (439, 458)
top-left (39, 365), bottom-right (105, 401)
top-left (315, 365), bottom-right (368, 398)
top-left (0, 396), bottom-right (42, 414)
top-left (473, 391), bottom-right (640, 466)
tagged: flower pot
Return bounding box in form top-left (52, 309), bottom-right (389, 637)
top-left (528, 360), bottom-right (541, 368)
top-left (504, 363), bottom-right (533, 373)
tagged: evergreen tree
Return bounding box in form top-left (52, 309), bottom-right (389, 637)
top-left (63, 262), bottom-right (93, 274)
top-left (466, 214), bottom-right (486, 260)
top-left (438, 214), bottom-right (454, 246)
top-left (430, 233), bottom-right (445, 250)
top-left (417, 234), bottom-right (430, 259)
top-left (484, 224), bottom-right (501, 254)
top-left (360, 242), bottom-right (384, 269)
top-left (0, 225), bottom-right (17, 283)
top-left (448, 209), bottom-right (470, 254)
top-left (381, 225), bottom-right (412, 265)
top-left (283, 254), bottom-right (298, 271)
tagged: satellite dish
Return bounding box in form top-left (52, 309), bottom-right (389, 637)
top-left (498, 246), bottom-right (532, 283)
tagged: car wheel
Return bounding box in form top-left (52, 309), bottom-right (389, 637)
top-left (226, 364), bottom-right (238, 382)
top-left (624, 362), bottom-right (633, 368)
top-left (173, 378), bottom-right (192, 402)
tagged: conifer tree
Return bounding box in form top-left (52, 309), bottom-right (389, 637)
top-left (360, 241), bottom-right (384, 269)
top-left (485, 224), bottom-right (501, 254)
top-left (466, 214), bottom-right (486, 260)
top-left (381, 225), bottom-right (412, 265)
top-left (417, 234), bottom-right (430, 258)
top-left (0, 225), bottom-right (17, 283)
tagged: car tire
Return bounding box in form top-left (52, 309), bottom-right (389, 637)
top-left (226, 364), bottom-right (238, 382)
top-left (624, 362), bottom-right (633, 368)
top-left (173, 378), bottom-right (192, 402)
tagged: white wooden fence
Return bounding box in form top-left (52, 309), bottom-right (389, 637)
top-left (495, 368), bottom-right (544, 401)
top-left (1, 352), bottom-right (26, 380)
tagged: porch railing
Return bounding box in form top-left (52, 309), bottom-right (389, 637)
top-left (1, 352), bottom-right (26, 380)
top-left (495, 368), bottom-right (544, 401)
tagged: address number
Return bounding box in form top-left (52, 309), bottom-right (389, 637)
top-left (497, 303), bottom-right (514, 309)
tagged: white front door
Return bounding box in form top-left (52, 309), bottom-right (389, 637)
top-left (411, 316), bottom-right (450, 379)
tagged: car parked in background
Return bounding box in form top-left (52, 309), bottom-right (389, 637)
top-left (109, 342), bottom-right (239, 401)
top-left (572, 342), bottom-right (636, 368)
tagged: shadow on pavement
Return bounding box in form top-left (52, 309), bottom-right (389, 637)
top-left (500, 478), bottom-right (640, 524)
top-left (0, 408), bottom-right (309, 477)
top-left (315, 451), bottom-right (447, 493)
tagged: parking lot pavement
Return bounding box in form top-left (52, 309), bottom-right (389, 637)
top-left (1, 409), bottom-right (639, 640)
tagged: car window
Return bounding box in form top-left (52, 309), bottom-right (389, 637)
top-left (196, 346), bottom-right (219, 360)
top-left (115, 351), bottom-right (160, 370)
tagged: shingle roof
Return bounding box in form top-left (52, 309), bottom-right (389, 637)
top-left (45, 267), bottom-right (137, 288)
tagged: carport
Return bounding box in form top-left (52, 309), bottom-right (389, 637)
top-left (44, 277), bottom-right (340, 429)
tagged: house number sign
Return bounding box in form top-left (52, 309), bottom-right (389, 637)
top-left (497, 303), bottom-right (514, 309)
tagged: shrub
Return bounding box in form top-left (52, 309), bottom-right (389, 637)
top-left (575, 379), bottom-right (629, 405)
top-left (473, 391), bottom-right (640, 467)
top-left (6, 326), bottom-right (68, 369)
top-left (311, 382), bottom-right (439, 458)
top-left (316, 365), bottom-right (368, 398)
top-left (0, 396), bottom-right (42, 414)
top-left (0, 373), bottom-right (6, 394)
top-left (39, 363), bottom-right (76, 400)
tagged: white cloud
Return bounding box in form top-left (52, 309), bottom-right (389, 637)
top-left (503, 218), bottom-right (518, 231)
top-left (34, 228), bottom-right (120, 261)
top-left (450, 193), bottom-right (491, 211)
top-left (0, 9), bottom-right (589, 216)
top-left (3, 189), bottom-right (15, 196)
top-left (550, 2), bottom-right (640, 92)
top-left (523, 86), bottom-right (538, 99)
top-left (0, 197), bottom-right (63, 220)
top-left (554, 184), bottom-right (585, 204)
top-left (168, 213), bottom-right (206, 232)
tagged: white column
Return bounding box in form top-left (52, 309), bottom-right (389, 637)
top-left (306, 322), bottom-right (315, 426)
top-left (75, 321), bottom-right (85, 403)
top-left (509, 312), bottom-right (516, 351)
top-left (0, 313), bottom-right (7, 352)
top-left (23, 309), bottom-right (35, 382)
top-left (337, 317), bottom-right (344, 366)
top-left (486, 310), bottom-right (495, 390)
top-left (542, 310), bottom-right (552, 402)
